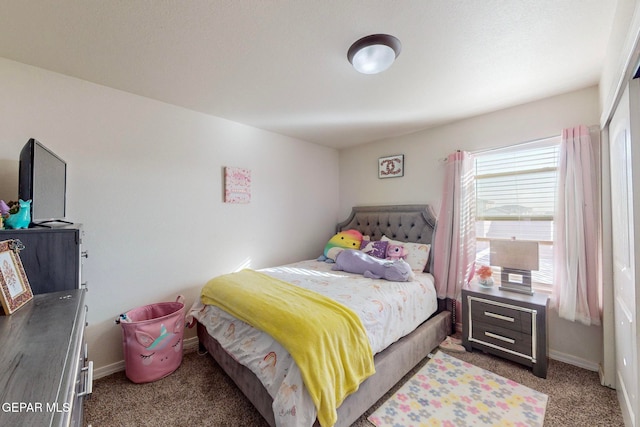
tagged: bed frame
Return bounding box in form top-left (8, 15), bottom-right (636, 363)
top-left (197, 205), bottom-right (453, 426)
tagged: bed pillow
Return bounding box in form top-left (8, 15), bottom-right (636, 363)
top-left (360, 239), bottom-right (388, 259)
top-left (381, 236), bottom-right (431, 272)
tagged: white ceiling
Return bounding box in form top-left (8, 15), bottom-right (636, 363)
top-left (0, 1), bottom-right (617, 149)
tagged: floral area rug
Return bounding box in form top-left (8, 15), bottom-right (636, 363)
top-left (368, 351), bottom-right (548, 427)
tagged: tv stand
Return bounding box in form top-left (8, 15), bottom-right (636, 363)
top-left (31, 219), bottom-right (74, 228)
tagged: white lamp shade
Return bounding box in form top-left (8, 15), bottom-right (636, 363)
top-left (490, 240), bottom-right (539, 271)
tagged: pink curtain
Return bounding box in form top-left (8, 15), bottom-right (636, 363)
top-left (553, 125), bottom-right (600, 325)
top-left (433, 151), bottom-right (476, 300)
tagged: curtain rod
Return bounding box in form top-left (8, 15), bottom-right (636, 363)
top-left (440, 125), bottom-right (600, 162)
top-left (470, 124), bottom-right (600, 156)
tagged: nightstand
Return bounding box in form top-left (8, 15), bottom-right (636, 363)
top-left (462, 284), bottom-right (549, 378)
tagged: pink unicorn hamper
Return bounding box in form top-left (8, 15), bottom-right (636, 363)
top-left (117, 296), bottom-right (185, 383)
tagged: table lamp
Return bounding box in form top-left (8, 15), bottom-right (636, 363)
top-left (490, 239), bottom-right (539, 295)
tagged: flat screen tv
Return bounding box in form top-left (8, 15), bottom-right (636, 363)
top-left (18, 139), bottom-right (68, 226)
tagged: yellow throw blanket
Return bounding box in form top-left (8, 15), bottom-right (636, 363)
top-left (201, 269), bottom-right (375, 427)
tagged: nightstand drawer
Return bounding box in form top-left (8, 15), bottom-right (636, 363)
top-left (470, 322), bottom-right (533, 358)
top-left (462, 286), bottom-right (549, 378)
top-left (470, 299), bottom-right (532, 333)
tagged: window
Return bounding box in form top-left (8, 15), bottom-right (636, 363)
top-left (474, 137), bottom-right (560, 291)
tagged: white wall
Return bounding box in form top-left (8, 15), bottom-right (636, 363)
top-left (599, 0), bottom-right (640, 126)
top-left (0, 55), bottom-right (607, 372)
top-left (339, 86), bottom-right (604, 369)
top-left (0, 58), bottom-right (340, 372)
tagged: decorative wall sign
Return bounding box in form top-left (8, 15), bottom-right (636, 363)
top-left (224, 167), bottom-right (252, 203)
top-left (378, 155), bottom-right (404, 178)
top-left (0, 240), bottom-right (32, 315)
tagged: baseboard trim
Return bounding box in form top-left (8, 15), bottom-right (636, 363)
top-left (183, 335), bottom-right (200, 352)
top-left (549, 349), bottom-right (600, 372)
top-left (599, 364), bottom-right (616, 389)
top-left (93, 360), bottom-right (124, 380)
top-left (93, 336), bottom-right (200, 380)
top-left (94, 337), bottom-right (599, 379)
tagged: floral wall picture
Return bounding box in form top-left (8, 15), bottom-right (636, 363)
top-left (224, 167), bottom-right (252, 204)
top-left (378, 154), bottom-right (404, 178)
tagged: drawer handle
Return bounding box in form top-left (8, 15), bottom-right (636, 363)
top-left (78, 361), bottom-right (94, 397)
top-left (484, 311), bottom-right (515, 322)
top-left (484, 331), bottom-right (515, 344)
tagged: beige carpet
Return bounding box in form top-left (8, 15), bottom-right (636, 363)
top-left (85, 348), bottom-right (623, 426)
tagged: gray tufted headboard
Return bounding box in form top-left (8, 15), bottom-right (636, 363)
top-left (336, 205), bottom-right (437, 272)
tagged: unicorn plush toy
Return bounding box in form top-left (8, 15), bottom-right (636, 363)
top-left (333, 249), bottom-right (414, 282)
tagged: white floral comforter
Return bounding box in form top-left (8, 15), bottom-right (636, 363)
top-left (188, 259), bottom-right (438, 427)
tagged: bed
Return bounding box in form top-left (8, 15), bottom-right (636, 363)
top-left (191, 205), bottom-right (453, 427)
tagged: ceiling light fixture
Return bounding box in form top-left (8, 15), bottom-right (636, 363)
top-left (347, 34), bottom-right (402, 74)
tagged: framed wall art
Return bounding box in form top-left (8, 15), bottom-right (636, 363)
top-left (378, 154), bottom-right (404, 178)
top-left (0, 239), bottom-right (32, 315)
top-left (224, 166), bottom-right (252, 204)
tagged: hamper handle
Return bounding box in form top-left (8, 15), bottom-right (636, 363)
top-left (115, 313), bottom-right (130, 324)
top-left (115, 295), bottom-right (184, 325)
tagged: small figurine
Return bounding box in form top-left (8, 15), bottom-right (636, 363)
top-left (4, 199), bottom-right (31, 229)
top-left (0, 200), bottom-right (9, 216)
top-left (7, 200), bottom-right (20, 215)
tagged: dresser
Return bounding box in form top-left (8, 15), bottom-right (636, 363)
top-left (0, 224), bottom-right (85, 294)
top-left (462, 284), bottom-right (549, 378)
top-left (0, 289), bottom-right (91, 426)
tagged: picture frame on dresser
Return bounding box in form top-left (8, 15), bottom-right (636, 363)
top-left (0, 239), bottom-right (33, 314)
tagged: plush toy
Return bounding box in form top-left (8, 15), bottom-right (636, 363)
top-left (332, 249), bottom-right (414, 282)
top-left (322, 229), bottom-right (363, 262)
top-left (386, 243), bottom-right (408, 260)
top-left (4, 199), bottom-right (31, 229)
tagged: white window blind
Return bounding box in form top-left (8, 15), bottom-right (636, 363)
top-left (474, 137), bottom-right (560, 289)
